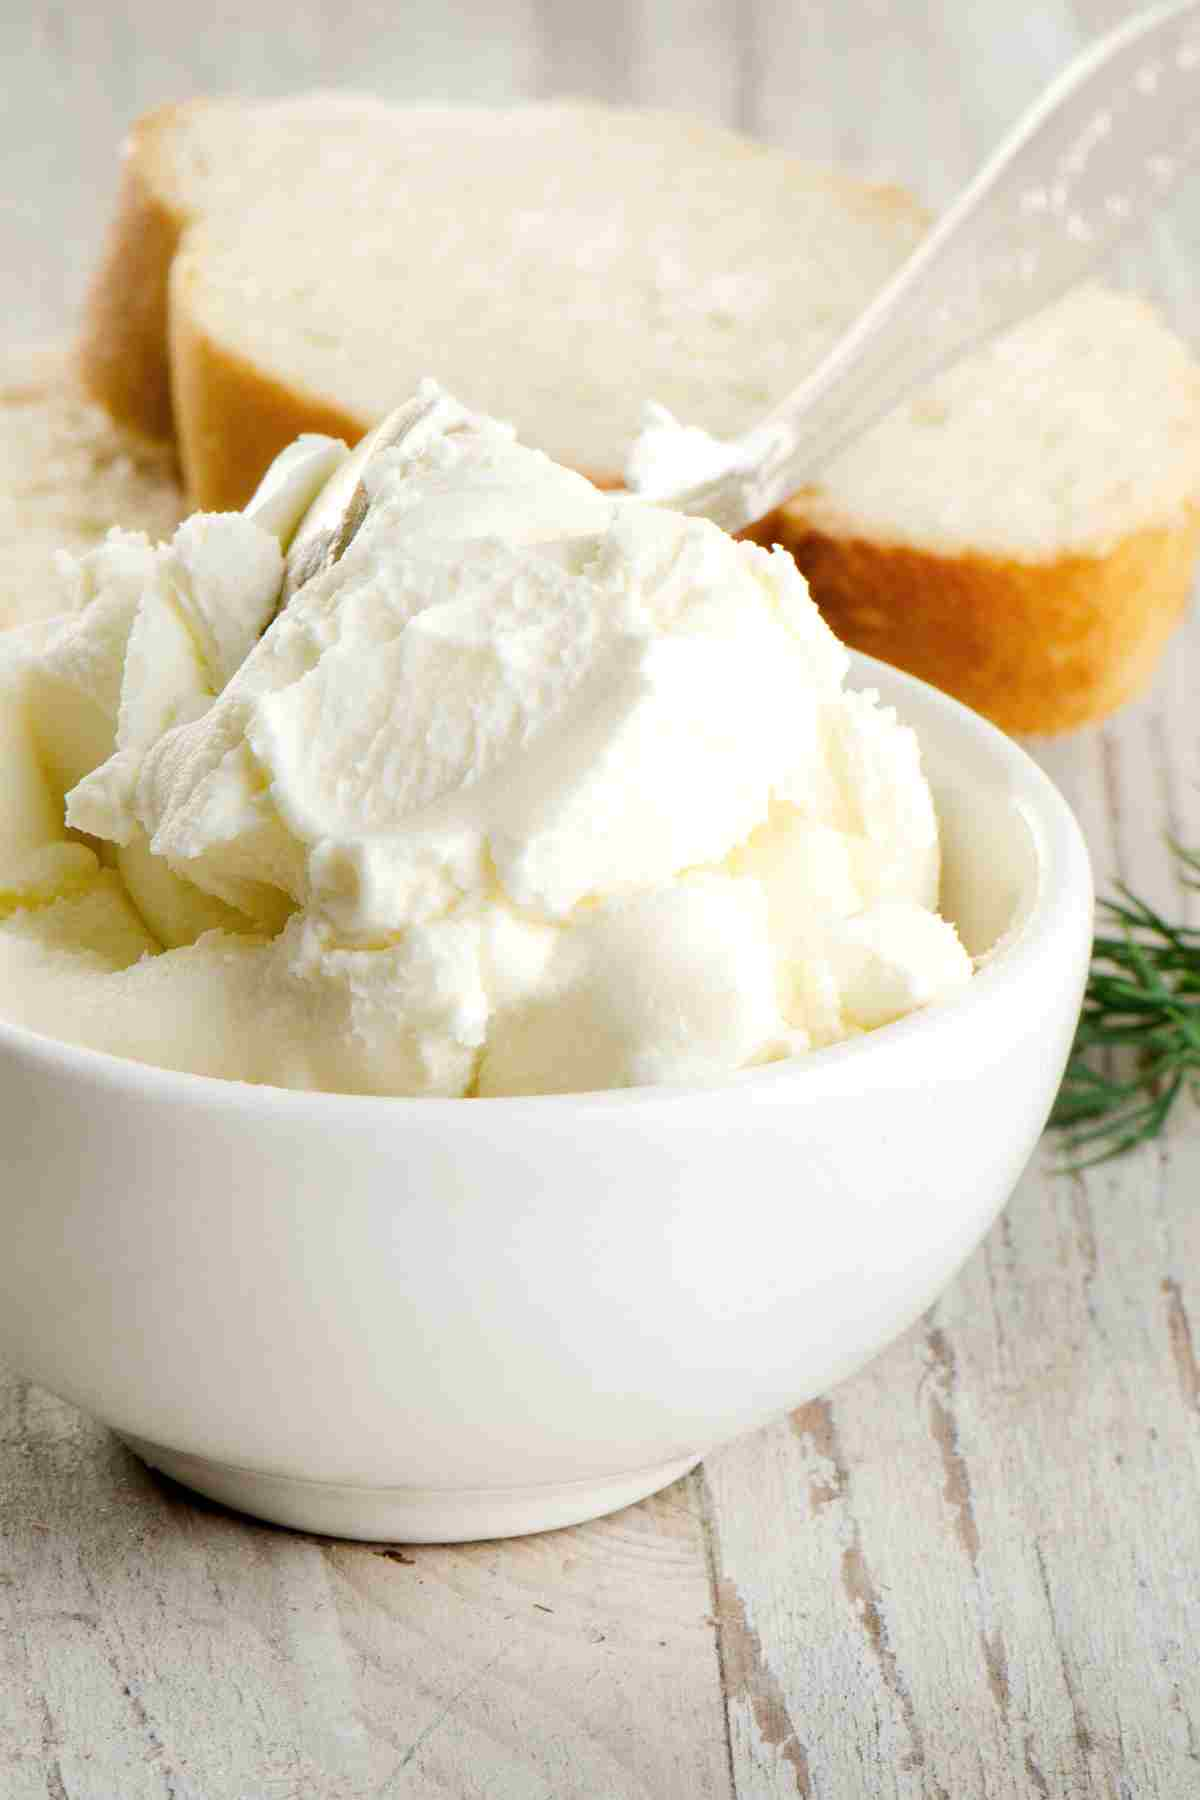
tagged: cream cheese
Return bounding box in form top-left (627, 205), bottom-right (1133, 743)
top-left (0, 384), bottom-right (971, 1095)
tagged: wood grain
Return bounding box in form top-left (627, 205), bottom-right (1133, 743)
top-left (5, 0), bottom-right (1200, 1794)
top-left (0, 1377), bottom-right (731, 1798)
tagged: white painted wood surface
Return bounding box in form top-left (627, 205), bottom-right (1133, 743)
top-left (4, 1), bottom-right (1200, 1794)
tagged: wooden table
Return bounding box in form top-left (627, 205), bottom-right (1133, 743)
top-left (4, 2), bottom-right (1200, 1794)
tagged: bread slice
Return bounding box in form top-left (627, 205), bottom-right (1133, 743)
top-left (0, 345), bottom-right (182, 632)
top-left (80, 95), bottom-right (395, 448)
top-left (80, 96), bottom-right (1200, 732)
top-left (751, 286), bottom-right (1200, 733)
top-left (81, 97), bottom-right (925, 493)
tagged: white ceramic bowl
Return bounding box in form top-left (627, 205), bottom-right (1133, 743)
top-left (0, 654), bottom-right (1092, 1542)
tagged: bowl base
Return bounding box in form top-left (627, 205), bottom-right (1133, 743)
top-left (120, 1434), bottom-right (703, 1542)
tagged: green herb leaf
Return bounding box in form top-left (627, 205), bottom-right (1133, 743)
top-left (1052, 843), bottom-right (1200, 1169)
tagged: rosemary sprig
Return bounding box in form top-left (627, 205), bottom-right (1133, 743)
top-left (1052, 841), bottom-right (1200, 1168)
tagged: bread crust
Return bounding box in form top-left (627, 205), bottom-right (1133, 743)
top-left (78, 106), bottom-right (191, 442)
top-left (170, 269), bottom-right (370, 509)
top-left (754, 502), bottom-right (1200, 735)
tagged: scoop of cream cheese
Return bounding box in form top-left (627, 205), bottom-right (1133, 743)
top-left (625, 401), bottom-right (779, 505)
top-left (0, 382), bottom-right (970, 1095)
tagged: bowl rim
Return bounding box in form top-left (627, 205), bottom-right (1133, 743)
top-left (0, 651), bottom-right (1092, 1116)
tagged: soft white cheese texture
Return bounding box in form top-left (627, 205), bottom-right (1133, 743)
top-left (625, 401), bottom-right (773, 504)
top-left (0, 384), bottom-right (970, 1094)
